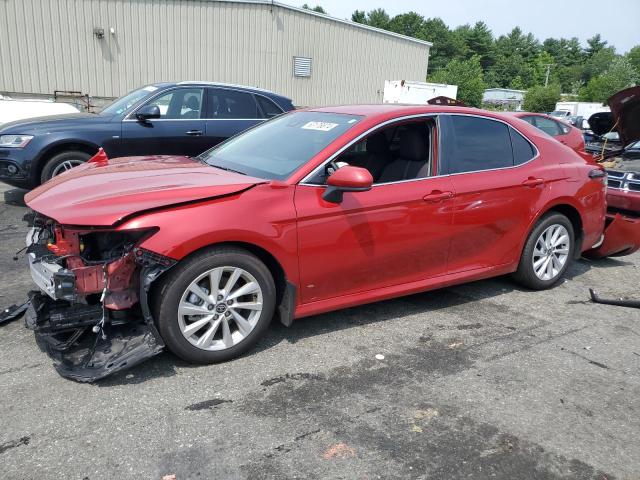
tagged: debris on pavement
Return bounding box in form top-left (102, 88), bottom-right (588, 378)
top-left (0, 301), bottom-right (29, 325)
top-left (589, 289), bottom-right (640, 309)
top-left (375, 354), bottom-right (385, 360)
top-left (322, 443), bottom-right (356, 460)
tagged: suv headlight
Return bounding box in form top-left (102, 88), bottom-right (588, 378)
top-left (0, 135), bottom-right (34, 148)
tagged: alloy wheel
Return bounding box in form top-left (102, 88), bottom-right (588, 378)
top-left (532, 224), bottom-right (570, 281)
top-left (177, 266), bottom-right (263, 351)
top-left (51, 159), bottom-right (84, 177)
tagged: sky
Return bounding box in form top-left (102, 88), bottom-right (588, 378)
top-left (300, 0), bottom-right (640, 53)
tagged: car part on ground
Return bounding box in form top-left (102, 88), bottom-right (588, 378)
top-left (589, 288), bottom-right (640, 309)
top-left (0, 301), bottom-right (29, 325)
top-left (583, 213), bottom-right (640, 259)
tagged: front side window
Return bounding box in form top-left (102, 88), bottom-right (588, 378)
top-left (200, 111), bottom-right (363, 180)
top-left (209, 89), bottom-right (259, 119)
top-left (440, 116), bottom-right (513, 174)
top-left (308, 120), bottom-right (433, 185)
top-left (101, 86), bottom-right (157, 115)
top-left (144, 88), bottom-right (204, 119)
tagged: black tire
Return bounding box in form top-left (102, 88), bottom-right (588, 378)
top-left (512, 213), bottom-right (575, 290)
top-left (40, 150), bottom-right (92, 183)
top-left (153, 246), bottom-right (276, 364)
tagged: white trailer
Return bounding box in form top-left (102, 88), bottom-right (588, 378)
top-left (383, 80), bottom-right (457, 104)
top-left (0, 98), bottom-right (79, 126)
top-left (551, 102), bottom-right (609, 119)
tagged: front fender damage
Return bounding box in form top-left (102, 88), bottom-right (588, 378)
top-left (23, 216), bottom-right (176, 382)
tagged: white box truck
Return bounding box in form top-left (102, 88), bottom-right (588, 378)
top-left (550, 102), bottom-right (609, 119)
top-left (383, 80), bottom-right (458, 104)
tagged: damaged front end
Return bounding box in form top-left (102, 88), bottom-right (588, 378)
top-left (23, 212), bottom-right (174, 382)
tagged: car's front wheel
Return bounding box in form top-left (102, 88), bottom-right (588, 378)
top-left (154, 247), bottom-right (276, 363)
top-left (512, 213), bottom-right (575, 290)
top-left (40, 150), bottom-right (92, 183)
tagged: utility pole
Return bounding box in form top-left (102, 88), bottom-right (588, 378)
top-left (544, 64), bottom-right (553, 87)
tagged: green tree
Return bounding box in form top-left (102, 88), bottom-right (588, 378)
top-left (457, 21), bottom-right (494, 69)
top-left (627, 45), bottom-right (640, 77)
top-left (301, 4), bottom-right (326, 13)
top-left (586, 34), bottom-right (608, 57)
top-left (423, 17), bottom-right (467, 71)
top-left (388, 12), bottom-right (426, 39)
top-left (366, 8), bottom-right (390, 29)
top-left (582, 47), bottom-right (617, 82)
top-left (430, 55), bottom-right (486, 107)
top-left (351, 10), bottom-right (366, 23)
top-left (580, 57), bottom-right (638, 102)
top-left (523, 85), bottom-right (561, 112)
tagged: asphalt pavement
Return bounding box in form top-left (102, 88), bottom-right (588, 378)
top-left (1, 183), bottom-right (639, 480)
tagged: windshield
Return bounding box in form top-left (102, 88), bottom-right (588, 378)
top-left (100, 86), bottom-right (159, 116)
top-left (200, 111), bottom-right (364, 180)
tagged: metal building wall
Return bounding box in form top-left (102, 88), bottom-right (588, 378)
top-left (0, 0), bottom-right (430, 106)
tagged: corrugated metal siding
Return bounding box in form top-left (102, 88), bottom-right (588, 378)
top-left (0, 0), bottom-right (430, 106)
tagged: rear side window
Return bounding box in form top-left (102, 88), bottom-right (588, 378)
top-left (256, 96), bottom-right (283, 119)
top-left (441, 116), bottom-right (513, 174)
top-left (532, 116), bottom-right (562, 137)
top-left (209, 88), bottom-right (259, 119)
top-left (509, 128), bottom-right (536, 165)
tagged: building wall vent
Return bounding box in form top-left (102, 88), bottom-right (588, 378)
top-left (293, 56), bottom-right (312, 77)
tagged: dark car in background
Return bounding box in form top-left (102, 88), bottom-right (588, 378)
top-left (0, 82), bottom-right (294, 189)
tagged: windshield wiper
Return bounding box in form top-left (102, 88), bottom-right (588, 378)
top-left (209, 164), bottom-right (247, 176)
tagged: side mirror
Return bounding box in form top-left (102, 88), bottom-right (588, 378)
top-left (135, 105), bottom-right (161, 123)
top-left (322, 166), bottom-right (373, 203)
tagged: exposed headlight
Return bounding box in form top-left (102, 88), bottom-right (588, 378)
top-left (0, 135), bottom-right (34, 148)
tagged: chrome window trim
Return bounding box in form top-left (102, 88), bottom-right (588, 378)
top-left (123, 85), bottom-right (266, 122)
top-left (299, 112), bottom-right (540, 187)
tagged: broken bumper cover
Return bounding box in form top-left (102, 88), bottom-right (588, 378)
top-left (25, 249), bottom-right (175, 382)
top-left (584, 213), bottom-right (640, 259)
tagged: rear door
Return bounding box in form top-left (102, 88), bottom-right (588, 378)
top-left (440, 114), bottom-right (543, 273)
top-left (202, 88), bottom-right (264, 151)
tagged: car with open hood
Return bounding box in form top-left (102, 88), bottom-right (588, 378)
top-left (20, 104), bottom-right (639, 381)
top-left (0, 82), bottom-right (294, 189)
top-left (586, 87), bottom-right (640, 218)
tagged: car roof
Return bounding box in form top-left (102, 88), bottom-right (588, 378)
top-left (167, 81), bottom-right (291, 101)
top-left (307, 104), bottom-right (522, 124)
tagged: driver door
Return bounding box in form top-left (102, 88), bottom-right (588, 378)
top-left (120, 87), bottom-right (208, 156)
top-left (294, 119), bottom-right (455, 304)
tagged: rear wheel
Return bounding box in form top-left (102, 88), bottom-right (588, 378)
top-left (512, 213), bottom-right (575, 290)
top-left (154, 247), bottom-right (276, 364)
top-left (40, 150), bottom-right (92, 183)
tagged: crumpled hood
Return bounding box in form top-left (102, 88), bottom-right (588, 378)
top-left (588, 86), bottom-right (640, 147)
top-left (25, 155), bottom-right (264, 226)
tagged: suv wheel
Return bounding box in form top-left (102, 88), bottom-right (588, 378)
top-left (40, 150), bottom-right (92, 183)
top-left (154, 247), bottom-right (276, 364)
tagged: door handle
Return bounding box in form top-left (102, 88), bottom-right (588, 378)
top-left (186, 130), bottom-right (203, 136)
top-left (522, 177), bottom-right (544, 188)
top-left (423, 190), bottom-right (454, 203)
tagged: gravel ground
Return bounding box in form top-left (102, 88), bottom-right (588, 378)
top-left (1, 183), bottom-right (639, 480)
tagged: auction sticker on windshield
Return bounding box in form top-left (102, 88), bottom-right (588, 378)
top-left (302, 122), bottom-right (339, 132)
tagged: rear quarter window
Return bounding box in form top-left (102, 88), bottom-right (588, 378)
top-left (509, 128), bottom-right (536, 165)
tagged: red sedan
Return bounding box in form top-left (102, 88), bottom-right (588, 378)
top-left (512, 112), bottom-right (586, 153)
top-left (23, 105), bottom-right (632, 381)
